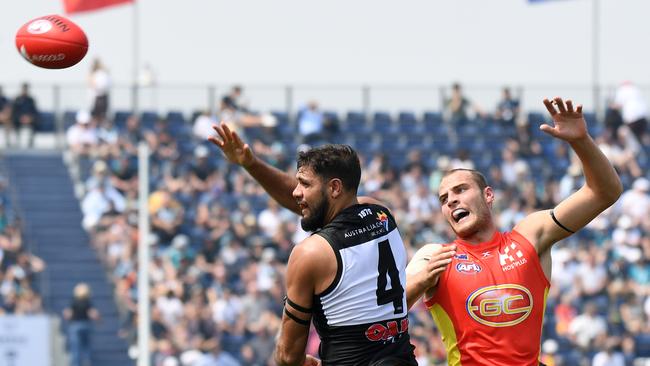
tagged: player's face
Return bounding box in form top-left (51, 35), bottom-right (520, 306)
top-left (293, 166), bottom-right (330, 231)
top-left (438, 171), bottom-right (494, 239)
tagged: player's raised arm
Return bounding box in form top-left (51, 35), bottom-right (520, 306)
top-left (208, 122), bottom-right (301, 214)
top-left (515, 97), bottom-right (623, 254)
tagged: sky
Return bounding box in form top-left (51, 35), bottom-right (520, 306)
top-left (1, 0), bottom-right (649, 113)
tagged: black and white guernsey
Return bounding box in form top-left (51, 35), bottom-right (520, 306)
top-left (312, 203), bottom-right (417, 366)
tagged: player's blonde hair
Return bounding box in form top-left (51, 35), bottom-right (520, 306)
top-left (443, 168), bottom-right (488, 190)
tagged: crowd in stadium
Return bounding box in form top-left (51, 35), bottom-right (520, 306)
top-left (1, 79), bottom-right (649, 365)
top-left (0, 167), bottom-right (45, 316)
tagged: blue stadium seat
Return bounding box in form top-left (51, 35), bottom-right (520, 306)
top-left (457, 123), bottom-right (480, 139)
top-left (484, 123), bottom-right (505, 139)
top-left (423, 111), bottom-right (442, 124)
top-left (346, 111), bottom-right (370, 135)
top-left (635, 334), bottom-right (650, 357)
top-left (423, 111), bottom-right (446, 135)
top-left (167, 111), bottom-right (186, 124)
top-left (37, 111), bottom-right (56, 132)
top-left (398, 111), bottom-right (419, 132)
top-left (63, 110), bottom-right (77, 130)
top-left (141, 111), bottom-right (159, 130)
top-left (346, 111), bottom-right (366, 123)
top-left (114, 111), bottom-right (133, 129)
top-left (583, 112), bottom-right (603, 137)
top-left (353, 134), bottom-right (380, 155)
top-left (528, 112), bottom-right (545, 125)
top-left (372, 111), bottom-right (394, 133)
top-left (380, 132), bottom-right (406, 152)
top-left (405, 133), bottom-right (427, 150)
top-left (323, 110), bottom-right (338, 123)
top-left (429, 138), bottom-right (456, 155)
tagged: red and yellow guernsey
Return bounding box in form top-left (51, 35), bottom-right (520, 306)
top-left (424, 231), bottom-right (550, 366)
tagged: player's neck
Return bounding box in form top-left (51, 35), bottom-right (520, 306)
top-left (456, 224), bottom-right (498, 245)
top-left (325, 195), bottom-right (359, 224)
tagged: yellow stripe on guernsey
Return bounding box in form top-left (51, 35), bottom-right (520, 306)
top-left (429, 304), bottom-right (462, 366)
top-left (538, 286), bottom-right (550, 363)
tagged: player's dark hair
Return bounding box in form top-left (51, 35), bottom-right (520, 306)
top-left (443, 168), bottom-right (488, 190)
top-left (297, 144), bottom-right (361, 194)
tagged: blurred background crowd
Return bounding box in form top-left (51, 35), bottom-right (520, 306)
top-left (1, 74), bottom-right (649, 366)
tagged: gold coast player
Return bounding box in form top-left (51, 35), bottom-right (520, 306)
top-left (407, 97), bottom-right (622, 365)
top-left (210, 126), bottom-right (422, 366)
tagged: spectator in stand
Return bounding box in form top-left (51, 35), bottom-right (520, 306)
top-left (88, 58), bottom-right (111, 121)
top-left (109, 154), bottom-right (138, 195)
top-left (219, 85), bottom-right (277, 129)
top-left (0, 86), bottom-right (12, 147)
top-left (449, 148), bottom-right (474, 170)
top-left (612, 81), bottom-right (648, 146)
top-left (494, 86), bottom-right (520, 126)
top-left (500, 147), bottom-right (529, 188)
top-left (189, 145), bottom-right (216, 195)
top-left (64, 283), bottom-right (100, 366)
top-left (81, 178), bottom-right (126, 231)
top-left (297, 101), bottom-right (324, 145)
top-left (596, 131), bottom-right (643, 179)
top-left (616, 177), bottom-right (650, 227)
top-left (568, 302), bottom-right (607, 352)
top-left (443, 82), bottom-right (484, 124)
top-left (118, 115), bottom-right (145, 156)
top-left (66, 110), bottom-right (98, 158)
top-left (592, 337), bottom-right (626, 366)
top-left (96, 118), bottom-right (121, 158)
top-left (11, 82), bottom-right (39, 148)
top-left (149, 188), bottom-right (184, 245)
top-left (257, 198), bottom-right (293, 239)
top-left (193, 110), bottom-right (217, 141)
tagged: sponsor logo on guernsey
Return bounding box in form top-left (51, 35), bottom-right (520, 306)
top-left (499, 242), bottom-right (527, 271)
top-left (376, 211), bottom-right (389, 231)
top-left (466, 284), bottom-right (533, 327)
top-left (455, 253), bottom-right (468, 260)
top-left (482, 251), bottom-right (492, 258)
top-left (345, 209), bottom-right (389, 238)
top-left (365, 318), bottom-right (409, 343)
top-left (455, 262), bottom-right (481, 274)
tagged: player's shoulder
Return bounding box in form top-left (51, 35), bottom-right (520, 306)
top-left (414, 243), bottom-right (446, 256)
top-left (358, 196), bottom-right (392, 215)
top-left (288, 235), bottom-right (336, 283)
top-left (290, 235), bottom-right (332, 264)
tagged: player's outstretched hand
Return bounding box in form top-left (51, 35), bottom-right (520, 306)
top-left (208, 122), bottom-right (256, 168)
top-left (541, 97), bottom-right (589, 142)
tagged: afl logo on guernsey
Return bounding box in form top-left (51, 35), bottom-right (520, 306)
top-left (455, 262), bottom-right (481, 274)
top-left (466, 284), bottom-right (533, 327)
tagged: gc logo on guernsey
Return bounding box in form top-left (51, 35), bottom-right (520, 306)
top-left (466, 284), bottom-right (533, 327)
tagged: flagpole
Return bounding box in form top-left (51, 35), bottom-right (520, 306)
top-left (132, 0), bottom-right (140, 114)
top-left (592, 0), bottom-right (600, 117)
top-left (137, 141), bottom-right (151, 366)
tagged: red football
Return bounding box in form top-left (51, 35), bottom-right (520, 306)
top-left (15, 14), bottom-right (88, 69)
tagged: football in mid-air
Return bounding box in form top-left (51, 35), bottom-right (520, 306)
top-left (15, 14), bottom-right (88, 69)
